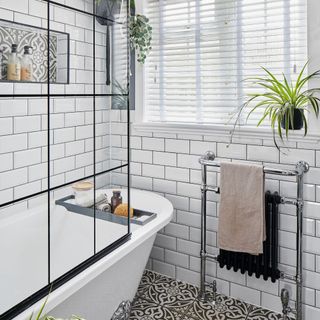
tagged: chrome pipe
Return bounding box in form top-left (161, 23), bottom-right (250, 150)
top-left (199, 162), bottom-right (207, 299)
top-left (199, 158), bottom-right (298, 177)
top-left (295, 161), bottom-right (309, 320)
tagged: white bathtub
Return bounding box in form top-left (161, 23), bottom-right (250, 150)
top-left (1, 189), bottom-right (173, 320)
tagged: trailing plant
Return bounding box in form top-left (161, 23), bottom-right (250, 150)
top-left (28, 292), bottom-right (85, 320)
top-left (231, 62), bottom-right (320, 149)
top-left (129, 13), bottom-right (152, 64)
top-left (96, 0), bottom-right (152, 64)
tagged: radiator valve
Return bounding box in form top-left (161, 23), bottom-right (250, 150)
top-left (281, 288), bottom-right (292, 320)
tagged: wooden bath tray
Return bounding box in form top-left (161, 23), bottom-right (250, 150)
top-left (55, 195), bottom-right (157, 226)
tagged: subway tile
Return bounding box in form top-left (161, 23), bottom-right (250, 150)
top-left (131, 175), bottom-right (152, 190)
top-left (150, 246), bottom-right (165, 261)
top-left (0, 100), bottom-right (27, 117)
top-left (0, 168), bottom-right (28, 190)
top-left (132, 149), bottom-right (152, 164)
top-left (177, 239), bottom-right (200, 256)
top-left (14, 149), bottom-right (41, 168)
top-left (280, 148), bottom-right (315, 166)
top-left (142, 164), bottom-right (165, 179)
top-left (165, 139), bottom-right (189, 154)
top-left (14, 116), bottom-right (41, 133)
top-left (65, 141), bottom-right (85, 156)
top-left (142, 137), bottom-right (164, 151)
top-left (165, 167), bottom-right (189, 182)
top-left (304, 235), bottom-right (320, 255)
top-left (165, 250), bottom-right (189, 268)
top-left (176, 267), bottom-right (200, 286)
top-left (153, 178), bottom-right (176, 194)
top-left (0, 118), bottom-right (12, 135)
top-left (155, 233), bottom-right (176, 251)
top-left (177, 154), bottom-right (200, 169)
top-left (165, 194), bottom-right (189, 211)
top-left (53, 157), bottom-right (75, 175)
top-left (217, 143), bottom-right (246, 159)
top-left (0, 153), bottom-right (13, 173)
top-left (247, 145), bottom-right (279, 162)
top-left (0, 134), bottom-right (27, 154)
top-left (54, 127), bottom-right (75, 144)
top-left (230, 283), bottom-right (260, 306)
top-left (177, 182), bottom-right (200, 199)
top-left (164, 222), bottom-right (189, 240)
top-left (153, 151), bottom-right (176, 166)
top-left (190, 140), bottom-right (216, 156)
top-left (177, 210), bottom-right (201, 228)
top-left (153, 260), bottom-right (175, 279)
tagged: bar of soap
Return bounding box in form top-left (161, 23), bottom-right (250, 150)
top-left (114, 203), bottom-right (134, 218)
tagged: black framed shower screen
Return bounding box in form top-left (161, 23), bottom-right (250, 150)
top-left (0, 1), bottom-right (131, 319)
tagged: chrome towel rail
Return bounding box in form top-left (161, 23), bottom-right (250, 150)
top-left (199, 151), bottom-right (309, 320)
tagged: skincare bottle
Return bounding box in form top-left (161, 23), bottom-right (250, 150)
top-left (21, 46), bottom-right (33, 81)
top-left (111, 190), bottom-right (122, 213)
top-left (7, 44), bottom-right (21, 81)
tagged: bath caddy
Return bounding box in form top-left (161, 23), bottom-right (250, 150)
top-left (55, 195), bottom-right (157, 226)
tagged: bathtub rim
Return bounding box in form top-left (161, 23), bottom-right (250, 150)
top-left (11, 188), bottom-right (173, 320)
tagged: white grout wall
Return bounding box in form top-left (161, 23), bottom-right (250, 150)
top-left (1, 0), bottom-right (320, 319)
top-left (0, 0), bottom-right (117, 205)
top-left (110, 108), bottom-right (320, 318)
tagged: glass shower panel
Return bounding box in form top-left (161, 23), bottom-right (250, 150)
top-left (50, 181), bottom-right (95, 281)
top-left (0, 195), bottom-right (49, 314)
top-left (49, 94), bottom-right (95, 281)
top-left (95, 170), bottom-right (130, 253)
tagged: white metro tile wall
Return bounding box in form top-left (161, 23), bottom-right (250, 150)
top-left (0, 0), bottom-right (111, 206)
top-left (111, 109), bottom-right (320, 318)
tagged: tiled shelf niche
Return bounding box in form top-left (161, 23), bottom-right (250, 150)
top-left (0, 18), bottom-right (69, 84)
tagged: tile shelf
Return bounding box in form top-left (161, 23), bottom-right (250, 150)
top-left (0, 18), bottom-right (70, 84)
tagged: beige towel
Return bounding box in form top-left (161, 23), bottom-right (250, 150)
top-left (218, 162), bottom-right (265, 255)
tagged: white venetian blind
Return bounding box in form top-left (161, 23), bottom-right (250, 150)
top-left (145, 0), bottom-right (307, 126)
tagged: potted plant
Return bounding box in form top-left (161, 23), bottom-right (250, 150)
top-left (231, 63), bottom-right (320, 148)
top-left (28, 293), bottom-right (85, 320)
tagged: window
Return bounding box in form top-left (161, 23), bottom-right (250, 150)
top-left (144, 0), bottom-right (307, 126)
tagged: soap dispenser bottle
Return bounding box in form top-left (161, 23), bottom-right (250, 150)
top-left (21, 46), bottom-right (33, 81)
top-left (7, 44), bottom-right (21, 81)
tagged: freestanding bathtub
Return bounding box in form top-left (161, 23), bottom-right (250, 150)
top-left (9, 189), bottom-right (173, 320)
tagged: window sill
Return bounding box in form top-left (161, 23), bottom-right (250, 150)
top-left (133, 122), bottom-right (320, 144)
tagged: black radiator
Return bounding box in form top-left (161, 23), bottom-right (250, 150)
top-left (217, 191), bottom-right (281, 283)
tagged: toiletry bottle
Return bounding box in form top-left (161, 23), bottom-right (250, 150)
top-left (7, 44), bottom-right (21, 81)
top-left (111, 190), bottom-right (122, 213)
top-left (21, 46), bottom-right (33, 81)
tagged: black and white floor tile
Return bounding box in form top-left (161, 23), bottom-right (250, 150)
top-left (130, 270), bottom-right (291, 320)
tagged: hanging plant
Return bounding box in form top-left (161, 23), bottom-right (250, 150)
top-left (96, 0), bottom-right (152, 67)
top-left (129, 13), bottom-right (152, 64)
top-left (231, 63), bottom-right (320, 149)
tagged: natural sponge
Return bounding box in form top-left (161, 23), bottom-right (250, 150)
top-left (114, 203), bottom-right (134, 218)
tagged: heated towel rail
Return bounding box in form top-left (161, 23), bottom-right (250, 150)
top-left (199, 151), bottom-right (309, 320)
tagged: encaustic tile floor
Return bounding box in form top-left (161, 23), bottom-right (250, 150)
top-left (129, 270), bottom-right (291, 320)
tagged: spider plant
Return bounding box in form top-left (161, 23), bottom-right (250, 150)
top-left (231, 62), bottom-right (320, 149)
top-left (28, 291), bottom-right (85, 320)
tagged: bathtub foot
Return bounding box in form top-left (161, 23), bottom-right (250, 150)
top-left (111, 300), bottom-right (132, 320)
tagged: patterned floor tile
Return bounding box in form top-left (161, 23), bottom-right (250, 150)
top-left (129, 297), bottom-right (186, 320)
top-left (181, 294), bottom-right (251, 320)
top-left (131, 270), bottom-right (286, 320)
top-left (246, 306), bottom-right (292, 320)
top-left (138, 270), bottom-right (198, 310)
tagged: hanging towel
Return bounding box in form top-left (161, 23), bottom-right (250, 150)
top-left (218, 162), bottom-right (265, 255)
